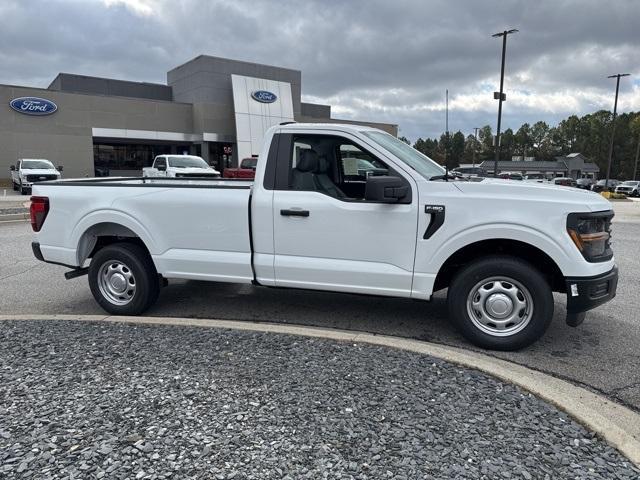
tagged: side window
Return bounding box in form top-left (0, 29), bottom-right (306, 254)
top-left (155, 158), bottom-right (166, 168)
top-left (285, 134), bottom-right (399, 201)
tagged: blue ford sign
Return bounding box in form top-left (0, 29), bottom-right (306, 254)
top-left (251, 90), bottom-right (277, 103)
top-left (9, 97), bottom-right (58, 116)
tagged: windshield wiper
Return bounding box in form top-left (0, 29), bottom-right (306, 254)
top-left (429, 172), bottom-right (466, 181)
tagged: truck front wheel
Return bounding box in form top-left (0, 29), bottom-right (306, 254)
top-left (447, 255), bottom-right (554, 351)
top-left (88, 243), bottom-right (160, 315)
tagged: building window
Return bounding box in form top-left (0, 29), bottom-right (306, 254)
top-left (93, 143), bottom-right (173, 176)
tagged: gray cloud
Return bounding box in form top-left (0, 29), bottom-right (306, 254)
top-left (0, 0), bottom-right (638, 141)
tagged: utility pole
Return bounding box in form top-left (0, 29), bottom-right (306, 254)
top-left (444, 89), bottom-right (449, 168)
top-left (605, 73), bottom-right (630, 188)
top-left (472, 127), bottom-right (480, 167)
top-left (492, 29), bottom-right (518, 177)
top-left (633, 132), bottom-right (640, 181)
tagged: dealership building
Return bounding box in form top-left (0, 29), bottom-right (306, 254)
top-left (0, 55), bottom-right (397, 181)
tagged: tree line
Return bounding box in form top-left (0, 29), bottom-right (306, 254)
top-left (402, 110), bottom-right (640, 179)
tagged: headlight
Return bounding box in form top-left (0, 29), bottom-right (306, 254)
top-left (567, 211), bottom-right (613, 262)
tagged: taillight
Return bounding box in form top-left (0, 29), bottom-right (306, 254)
top-left (30, 196), bottom-right (49, 232)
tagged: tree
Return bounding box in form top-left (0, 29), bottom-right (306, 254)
top-left (398, 136), bottom-right (410, 145)
top-left (514, 123), bottom-right (531, 158)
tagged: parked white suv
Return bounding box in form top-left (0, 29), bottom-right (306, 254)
top-left (142, 155), bottom-right (220, 178)
top-left (30, 124), bottom-right (618, 351)
top-left (615, 181), bottom-right (640, 197)
top-left (10, 158), bottom-right (62, 195)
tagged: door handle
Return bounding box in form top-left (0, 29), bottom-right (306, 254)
top-left (280, 209), bottom-right (310, 217)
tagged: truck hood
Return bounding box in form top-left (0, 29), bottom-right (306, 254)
top-left (453, 178), bottom-right (611, 212)
top-left (20, 168), bottom-right (60, 176)
top-left (172, 167), bottom-right (220, 175)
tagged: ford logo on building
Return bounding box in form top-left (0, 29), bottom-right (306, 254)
top-left (9, 97), bottom-right (58, 116)
top-left (251, 90), bottom-right (277, 103)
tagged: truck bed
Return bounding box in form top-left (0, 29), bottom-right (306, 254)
top-left (33, 176), bottom-right (255, 284)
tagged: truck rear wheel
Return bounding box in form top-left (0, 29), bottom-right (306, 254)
top-left (88, 243), bottom-right (159, 315)
top-left (447, 255), bottom-right (554, 351)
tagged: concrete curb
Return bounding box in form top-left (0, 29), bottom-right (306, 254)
top-left (2, 313), bottom-right (639, 467)
top-left (0, 213), bottom-right (28, 222)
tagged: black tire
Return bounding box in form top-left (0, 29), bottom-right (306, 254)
top-left (12, 181), bottom-right (18, 191)
top-left (19, 183), bottom-right (27, 195)
top-left (447, 255), bottom-right (554, 351)
top-left (88, 242), bottom-right (160, 315)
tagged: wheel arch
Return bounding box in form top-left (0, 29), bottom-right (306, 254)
top-left (74, 214), bottom-right (157, 266)
top-left (433, 238), bottom-right (566, 293)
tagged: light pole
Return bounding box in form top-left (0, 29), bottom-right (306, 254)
top-left (472, 127), bottom-right (480, 167)
top-left (605, 73), bottom-right (630, 188)
top-left (492, 29), bottom-right (518, 176)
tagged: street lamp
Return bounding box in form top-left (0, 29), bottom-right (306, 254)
top-left (605, 73), bottom-right (630, 188)
top-left (492, 28), bottom-right (518, 177)
top-left (472, 127), bottom-right (480, 167)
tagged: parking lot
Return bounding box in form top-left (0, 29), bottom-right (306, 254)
top-left (1, 199), bottom-right (639, 412)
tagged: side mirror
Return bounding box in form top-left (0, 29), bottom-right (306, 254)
top-left (10, 165), bottom-right (15, 171)
top-left (57, 165), bottom-right (63, 172)
top-left (365, 176), bottom-right (410, 203)
top-left (157, 164), bottom-right (167, 172)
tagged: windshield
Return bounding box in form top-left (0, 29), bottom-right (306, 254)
top-left (22, 160), bottom-right (54, 169)
top-left (622, 181), bottom-right (639, 186)
top-left (361, 131), bottom-right (445, 179)
top-left (167, 156), bottom-right (209, 168)
top-left (240, 158), bottom-right (257, 169)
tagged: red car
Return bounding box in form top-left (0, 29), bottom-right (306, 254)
top-left (223, 157), bottom-right (258, 179)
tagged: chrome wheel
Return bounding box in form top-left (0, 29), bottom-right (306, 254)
top-left (97, 260), bottom-right (137, 305)
top-left (466, 276), bottom-right (533, 337)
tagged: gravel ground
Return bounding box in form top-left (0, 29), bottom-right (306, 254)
top-left (1, 320), bottom-right (639, 480)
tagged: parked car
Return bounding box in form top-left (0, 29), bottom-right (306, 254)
top-left (524, 173), bottom-right (550, 184)
top-left (498, 172), bottom-right (524, 180)
top-left (553, 177), bottom-right (577, 187)
top-left (30, 123), bottom-right (617, 351)
top-left (576, 178), bottom-right (595, 190)
top-left (591, 179), bottom-right (620, 193)
top-left (10, 158), bottom-right (62, 195)
top-left (615, 180), bottom-right (640, 197)
top-left (223, 157), bottom-right (258, 179)
top-left (142, 155), bottom-right (220, 178)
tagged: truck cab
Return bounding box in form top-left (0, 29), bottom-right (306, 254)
top-left (10, 158), bottom-right (62, 195)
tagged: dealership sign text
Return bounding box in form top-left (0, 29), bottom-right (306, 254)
top-left (251, 90), bottom-right (277, 103)
top-left (10, 97), bottom-right (58, 116)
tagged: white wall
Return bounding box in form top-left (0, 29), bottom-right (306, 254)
top-left (231, 74), bottom-right (294, 161)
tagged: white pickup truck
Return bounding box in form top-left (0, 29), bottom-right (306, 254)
top-left (10, 158), bottom-right (62, 194)
top-left (142, 154), bottom-right (220, 178)
top-left (30, 123), bottom-right (618, 350)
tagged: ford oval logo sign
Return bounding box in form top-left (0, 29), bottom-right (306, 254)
top-left (9, 97), bottom-right (58, 116)
top-left (251, 90), bottom-right (277, 103)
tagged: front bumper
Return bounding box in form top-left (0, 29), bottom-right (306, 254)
top-left (565, 266), bottom-right (618, 326)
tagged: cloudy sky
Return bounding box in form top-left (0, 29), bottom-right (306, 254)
top-left (1, 0), bottom-right (638, 141)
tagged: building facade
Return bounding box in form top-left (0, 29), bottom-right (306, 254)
top-left (1, 55), bottom-right (397, 181)
top-left (480, 153), bottom-right (600, 179)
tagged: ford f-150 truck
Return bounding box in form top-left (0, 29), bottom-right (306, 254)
top-left (10, 158), bottom-right (62, 194)
top-left (142, 155), bottom-right (220, 178)
top-left (30, 123), bottom-right (618, 350)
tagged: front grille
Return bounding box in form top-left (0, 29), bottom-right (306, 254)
top-left (26, 174), bottom-right (57, 182)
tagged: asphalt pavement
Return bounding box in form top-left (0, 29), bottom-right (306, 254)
top-left (1, 201), bottom-right (639, 412)
top-left (2, 320), bottom-right (639, 479)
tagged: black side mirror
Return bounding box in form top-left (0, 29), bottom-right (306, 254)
top-left (365, 176), bottom-right (411, 203)
top-left (10, 165), bottom-right (15, 171)
top-left (57, 165), bottom-right (63, 172)
top-left (157, 164), bottom-right (167, 172)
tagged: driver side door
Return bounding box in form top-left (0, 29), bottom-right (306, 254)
top-left (272, 132), bottom-right (419, 297)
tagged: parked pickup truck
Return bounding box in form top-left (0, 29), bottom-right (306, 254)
top-left (30, 123), bottom-right (618, 350)
top-left (223, 157), bottom-right (258, 179)
top-left (11, 158), bottom-right (62, 195)
top-left (142, 155), bottom-right (220, 178)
